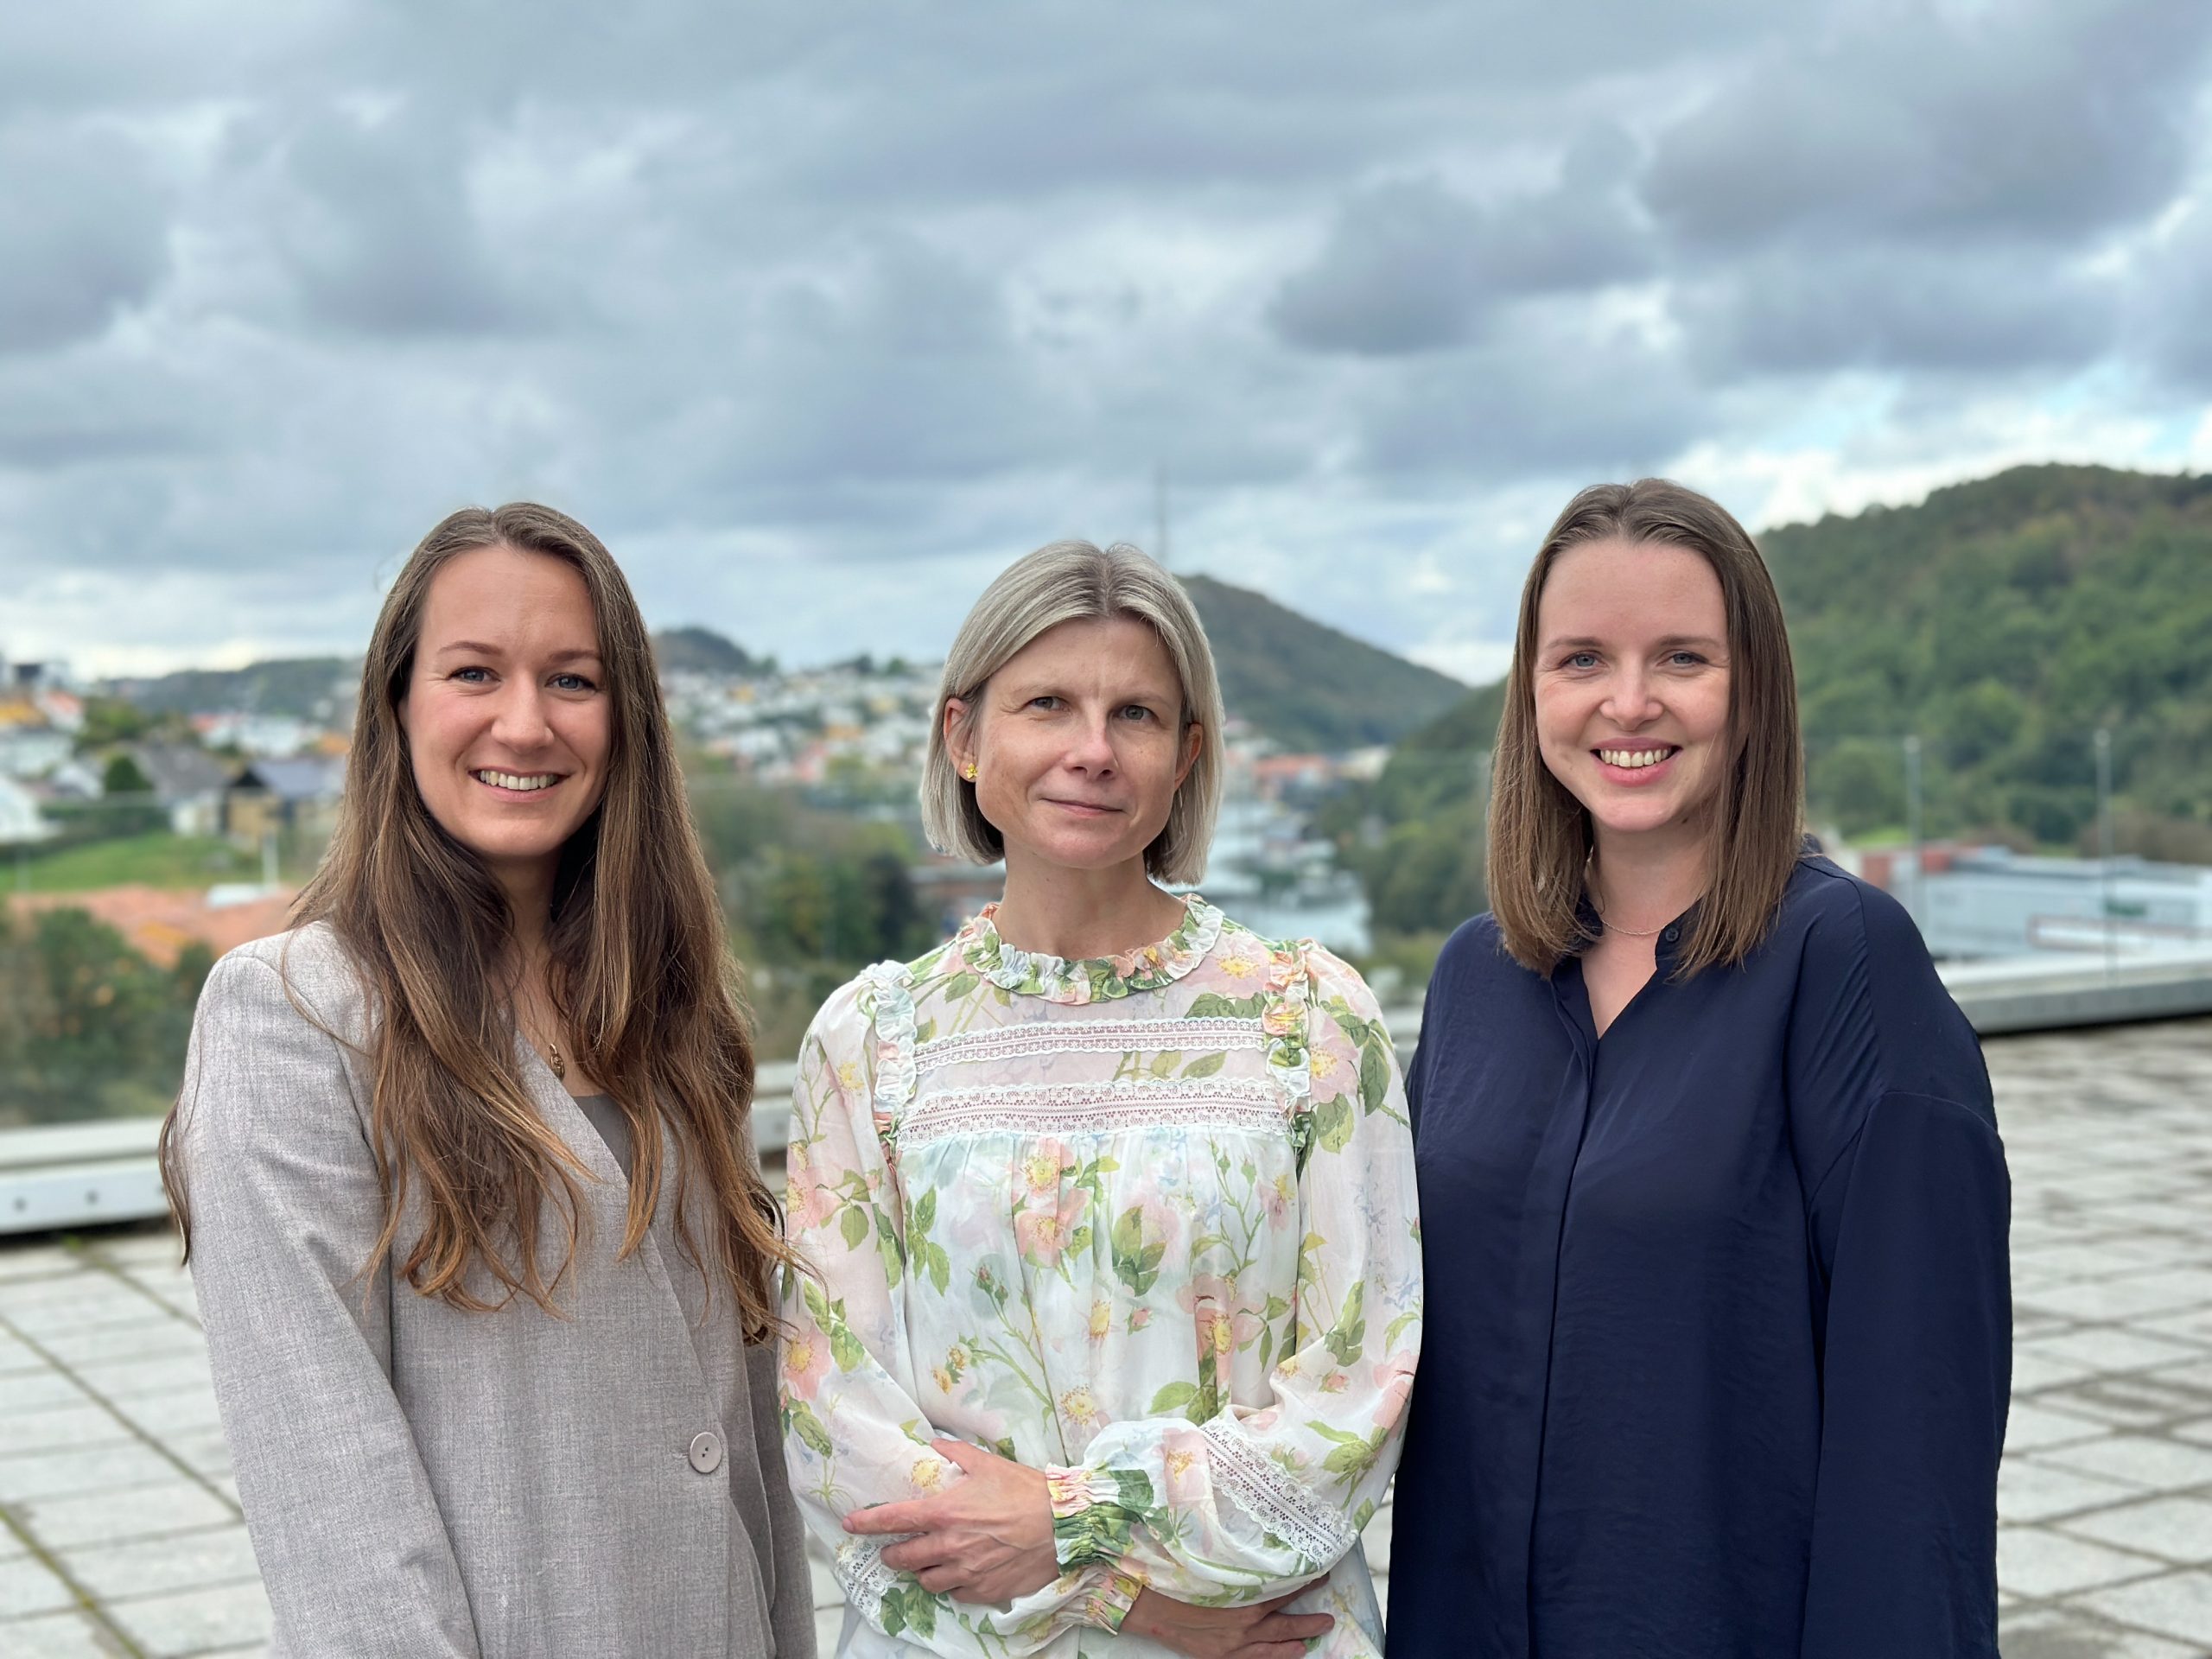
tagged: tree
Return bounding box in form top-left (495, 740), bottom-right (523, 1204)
top-left (0, 908), bottom-right (212, 1125)
top-left (103, 753), bottom-right (156, 797)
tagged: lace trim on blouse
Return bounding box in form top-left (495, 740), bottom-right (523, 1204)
top-left (830, 1535), bottom-right (902, 1618)
top-left (916, 1015), bottom-right (1268, 1068)
top-left (899, 1077), bottom-right (1287, 1147)
top-left (1198, 1416), bottom-right (1357, 1570)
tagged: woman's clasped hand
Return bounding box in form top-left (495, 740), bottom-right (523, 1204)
top-left (844, 1440), bottom-right (1061, 1603)
top-left (844, 1440), bottom-right (1333, 1656)
top-left (1118, 1586), bottom-right (1335, 1658)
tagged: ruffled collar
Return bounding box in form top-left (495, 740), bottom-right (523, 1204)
top-left (957, 894), bottom-right (1225, 1005)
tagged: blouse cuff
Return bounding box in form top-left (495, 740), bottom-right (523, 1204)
top-left (1070, 1562), bottom-right (1146, 1631)
top-left (1046, 1464), bottom-right (1150, 1570)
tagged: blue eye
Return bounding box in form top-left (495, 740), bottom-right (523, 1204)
top-left (452, 667), bottom-right (491, 683)
top-left (1119, 705), bottom-right (1155, 721)
top-left (552, 673), bottom-right (598, 692)
top-left (1564, 652), bottom-right (1599, 671)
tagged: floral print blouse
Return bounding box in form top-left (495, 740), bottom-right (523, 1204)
top-left (779, 895), bottom-right (1422, 1658)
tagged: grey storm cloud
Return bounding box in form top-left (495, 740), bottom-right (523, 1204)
top-left (5, 0), bottom-right (2212, 675)
top-left (0, 122), bottom-right (169, 353)
top-left (1641, 0), bottom-right (2212, 251)
top-left (1682, 248), bottom-right (2122, 378)
top-left (1268, 126), bottom-right (1653, 355)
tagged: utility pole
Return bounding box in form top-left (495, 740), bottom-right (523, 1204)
top-left (2095, 727), bottom-right (2115, 976)
top-left (1154, 462), bottom-right (1170, 569)
top-left (1904, 734), bottom-right (1924, 933)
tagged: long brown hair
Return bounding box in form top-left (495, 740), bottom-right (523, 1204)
top-left (162, 503), bottom-right (796, 1338)
top-left (1488, 478), bottom-right (1805, 977)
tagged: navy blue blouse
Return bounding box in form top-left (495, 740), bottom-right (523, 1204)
top-left (1387, 857), bottom-right (2009, 1659)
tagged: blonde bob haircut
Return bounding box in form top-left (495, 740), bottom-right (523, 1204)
top-left (922, 539), bottom-right (1225, 886)
top-left (1488, 478), bottom-right (1806, 979)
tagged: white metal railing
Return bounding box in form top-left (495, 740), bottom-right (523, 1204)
top-left (3, 956), bottom-right (2209, 1238)
top-left (0, 1060), bottom-right (796, 1237)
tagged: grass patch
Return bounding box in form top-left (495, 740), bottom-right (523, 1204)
top-left (8, 833), bottom-right (263, 894)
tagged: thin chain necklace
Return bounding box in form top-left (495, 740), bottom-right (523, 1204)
top-left (1585, 853), bottom-right (1690, 939)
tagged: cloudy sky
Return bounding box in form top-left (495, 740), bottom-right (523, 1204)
top-left (5, 0), bottom-right (2212, 681)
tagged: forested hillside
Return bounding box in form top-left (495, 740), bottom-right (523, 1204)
top-left (1339, 464), bottom-right (2212, 953)
top-left (1183, 575), bottom-right (1466, 751)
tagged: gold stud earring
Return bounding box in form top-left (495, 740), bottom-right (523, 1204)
top-left (962, 761), bottom-right (979, 783)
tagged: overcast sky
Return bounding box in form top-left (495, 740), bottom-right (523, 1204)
top-left (5, 0), bottom-right (2212, 682)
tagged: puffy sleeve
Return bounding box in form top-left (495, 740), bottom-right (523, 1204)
top-left (175, 949), bottom-right (480, 1657)
top-left (1043, 944), bottom-right (1422, 1603)
top-left (1788, 885), bottom-right (2010, 1658)
top-left (778, 973), bottom-right (1134, 1655)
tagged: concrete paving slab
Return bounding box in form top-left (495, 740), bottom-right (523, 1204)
top-left (60, 1523), bottom-right (261, 1603)
top-left (12, 1480), bottom-right (238, 1551)
top-left (2038, 1433), bottom-right (2212, 1491)
top-left (2077, 1569), bottom-right (2212, 1648)
top-left (1998, 1524), bottom-right (2168, 1597)
top-left (0, 1554), bottom-right (77, 1618)
top-left (103, 1579), bottom-right (273, 1658)
top-left (2060, 1496), bottom-right (2212, 1564)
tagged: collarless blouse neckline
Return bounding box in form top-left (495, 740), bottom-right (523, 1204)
top-left (957, 893), bottom-right (1225, 1003)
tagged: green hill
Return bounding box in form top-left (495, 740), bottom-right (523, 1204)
top-left (1182, 574), bottom-right (1466, 752)
top-left (654, 626), bottom-right (766, 677)
top-left (1770, 464), bottom-right (2212, 850)
top-left (1351, 463), bottom-right (2212, 938)
top-left (113, 658), bottom-right (359, 719)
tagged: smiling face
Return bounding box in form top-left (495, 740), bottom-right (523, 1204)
top-left (948, 614), bottom-right (1202, 877)
top-left (398, 543), bottom-right (612, 894)
top-left (1532, 537), bottom-right (1733, 855)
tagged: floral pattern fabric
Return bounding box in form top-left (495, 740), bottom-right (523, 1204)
top-left (779, 896), bottom-right (1422, 1658)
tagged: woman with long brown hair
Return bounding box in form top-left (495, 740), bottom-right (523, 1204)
top-left (1387, 480), bottom-right (2009, 1658)
top-left (162, 503), bottom-right (814, 1656)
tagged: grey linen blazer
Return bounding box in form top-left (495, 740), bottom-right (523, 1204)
top-left (175, 923), bottom-right (817, 1658)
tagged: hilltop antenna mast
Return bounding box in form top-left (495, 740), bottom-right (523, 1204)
top-left (1154, 462), bottom-right (1170, 570)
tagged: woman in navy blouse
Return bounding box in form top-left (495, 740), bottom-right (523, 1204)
top-left (1388, 479), bottom-right (2009, 1658)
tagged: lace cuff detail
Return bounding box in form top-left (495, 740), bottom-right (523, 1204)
top-left (830, 1535), bottom-right (901, 1619)
top-left (1046, 1464), bottom-right (1156, 1569)
top-left (1198, 1417), bottom-right (1356, 1571)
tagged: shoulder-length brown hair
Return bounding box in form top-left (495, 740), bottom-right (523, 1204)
top-left (1488, 478), bottom-right (1805, 978)
top-left (162, 503), bottom-right (797, 1339)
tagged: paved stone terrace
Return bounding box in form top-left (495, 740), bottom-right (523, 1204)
top-left (0, 1017), bottom-right (2209, 1656)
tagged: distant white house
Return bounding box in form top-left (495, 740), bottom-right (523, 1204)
top-left (127, 742), bottom-right (236, 837)
top-left (0, 775), bottom-right (52, 845)
top-left (0, 728), bottom-right (73, 780)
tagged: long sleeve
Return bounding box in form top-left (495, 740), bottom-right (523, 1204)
top-left (748, 1339), bottom-right (823, 1659)
top-left (779, 982), bottom-right (1128, 1656)
top-left (1799, 1090), bottom-right (2009, 1656)
top-left (1788, 881), bottom-right (2009, 1657)
top-left (175, 951), bottom-right (479, 1657)
top-left (1045, 945), bottom-right (1421, 1604)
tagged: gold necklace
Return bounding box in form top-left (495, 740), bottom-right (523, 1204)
top-left (543, 1034), bottom-right (566, 1081)
top-left (1584, 852), bottom-right (1684, 938)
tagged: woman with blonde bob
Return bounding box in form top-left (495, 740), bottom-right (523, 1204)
top-left (779, 541), bottom-right (1421, 1658)
top-left (162, 504), bottom-right (814, 1656)
top-left (1387, 480), bottom-right (2009, 1658)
